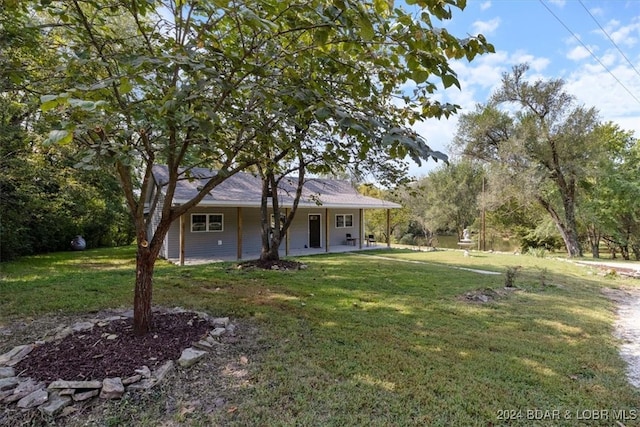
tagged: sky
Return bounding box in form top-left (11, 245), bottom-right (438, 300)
top-left (408, 0), bottom-right (640, 178)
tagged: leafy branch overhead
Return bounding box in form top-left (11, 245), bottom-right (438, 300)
top-left (12, 0), bottom-right (493, 334)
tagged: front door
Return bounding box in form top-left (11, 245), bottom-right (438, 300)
top-left (308, 214), bottom-right (321, 248)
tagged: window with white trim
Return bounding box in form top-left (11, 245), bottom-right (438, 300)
top-left (191, 213), bottom-right (224, 232)
top-left (335, 214), bottom-right (353, 228)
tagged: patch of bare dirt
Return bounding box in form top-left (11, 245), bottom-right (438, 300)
top-left (458, 287), bottom-right (520, 304)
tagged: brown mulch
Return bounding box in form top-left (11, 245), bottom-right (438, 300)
top-left (237, 259), bottom-right (304, 270)
top-left (12, 312), bottom-right (211, 384)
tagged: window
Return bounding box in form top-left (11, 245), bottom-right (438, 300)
top-left (270, 213), bottom-right (286, 230)
top-left (335, 214), bottom-right (353, 228)
top-left (191, 213), bottom-right (224, 232)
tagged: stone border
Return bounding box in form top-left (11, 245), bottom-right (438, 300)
top-left (0, 307), bottom-right (235, 418)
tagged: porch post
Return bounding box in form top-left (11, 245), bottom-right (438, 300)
top-left (386, 209), bottom-right (391, 248)
top-left (285, 208), bottom-right (290, 256)
top-left (237, 207), bottom-right (243, 260)
top-left (325, 208), bottom-right (330, 253)
top-left (359, 208), bottom-right (363, 249)
top-left (179, 214), bottom-right (185, 266)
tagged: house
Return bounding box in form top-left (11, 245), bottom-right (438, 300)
top-left (147, 165), bottom-right (400, 264)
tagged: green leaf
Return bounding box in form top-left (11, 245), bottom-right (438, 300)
top-left (119, 77), bottom-right (133, 94)
top-left (40, 94), bottom-right (68, 112)
top-left (68, 98), bottom-right (105, 111)
top-left (441, 74), bottom-right (460, 89)
top-left (44, 129), bottom-right (73, 146)
top-left (358, 14), bottom-right (375, 41)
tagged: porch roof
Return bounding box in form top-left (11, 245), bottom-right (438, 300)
top-left (153, 165), bottom-right (401, 209)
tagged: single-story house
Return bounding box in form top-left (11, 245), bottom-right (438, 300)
top-left (147, 165), bottom-right (401, 264)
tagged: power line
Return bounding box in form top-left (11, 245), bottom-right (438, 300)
top-left (578, 0), bottom-right (640, 81)
top-left (538, 0), bottom-right (640, 106)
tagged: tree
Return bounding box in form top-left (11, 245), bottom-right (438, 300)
top-left (454, 64), bottom-right (601, 257)
top-left (579, 123), bottom-right (640, 259)
top-left (404, 160), bottom-right (484, 242)
top-left (24, 0), bottom-right (493, 334)
top-left (0, 4), bottom-right (133, 261)
top-left (238, 0), bottom-right (494, 261)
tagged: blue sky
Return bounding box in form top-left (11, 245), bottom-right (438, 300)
top-left (409, 0), bottom-right (640, 177)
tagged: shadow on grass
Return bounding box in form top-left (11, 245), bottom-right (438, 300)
top-left (2, 246), bottom-right (639, 426)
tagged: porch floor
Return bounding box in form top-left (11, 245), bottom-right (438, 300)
top-left (168, 243), bottom-right (385, 266)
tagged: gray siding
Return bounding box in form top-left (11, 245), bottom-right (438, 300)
top-left (167, 207), bottom-right (239, 259)
top-left (164, 206), bottom-right (365, 260)
top-left (329, 209), bottom-right (361, 247)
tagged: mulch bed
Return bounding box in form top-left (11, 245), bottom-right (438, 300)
top-left (13, 312), bottom-right (211, 384)
top-left (237, 259), bottom-right (304, 270)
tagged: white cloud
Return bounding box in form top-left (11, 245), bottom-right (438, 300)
top-left (608, 19), bottom-right (640, 48)
top-left (472, 17), bottom-right (500, 36)
top-left (480, 1), bottom-right (491, 11)
top-left (567, 45), bottom-right (592, 61)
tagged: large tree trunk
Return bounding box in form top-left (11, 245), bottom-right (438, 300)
top-left (537, 196), bottom-right (582, 258)
top-left (133, 246), bottom-right (156, 336)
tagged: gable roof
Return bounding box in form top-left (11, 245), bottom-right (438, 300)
top-left (152, 165), bottom-right (401, 209)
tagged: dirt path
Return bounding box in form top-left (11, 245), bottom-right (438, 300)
top-left (602, 287), bottom-right (640, 388)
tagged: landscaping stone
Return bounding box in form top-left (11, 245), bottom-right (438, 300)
top-left (4, 378), bottom-right (44, 403)
top-left (0, 367), bottom-right (15, 379)
top-left (135, 365), bottom-right (151, 379)
top-left (122, 374), bottom-right (142, 385)
top-left (212, 317), bottom-right (230, 328)
top-left (100, 377), bottom-right (124, 399)
top-left (17, 388), bottom-right (48, 409)
top-left (210, 327), bottom-right (227, 338)
top-left (39, 392), bottom-right (72, 416)
top-left (0, 344), bottom-right (34, 366)
top-left (72, 389), bottom-right (99, 402)
top-left (0, 377), bottom-right (19, 391)
top-left (178, 348), bottom-right (208, 367)
top-left (0, 308), bottom-right (234, 420)
top-left (48, 380), bottom-right (102, 390)
top-left (71, 321), bottom-right (95, 333)
top-left (152, 360), bottom-right (174, 383)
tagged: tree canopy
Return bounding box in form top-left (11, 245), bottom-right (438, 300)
top-left (6, 0), bottom-right (493, 334)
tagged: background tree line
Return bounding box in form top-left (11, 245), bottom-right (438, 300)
top-left (367, 65), bottom-right (639, 260)
top-left (1, 6), bottom-right (134, 261)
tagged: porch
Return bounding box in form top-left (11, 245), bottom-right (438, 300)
top-left (167, 242), bottom-right (385, 266)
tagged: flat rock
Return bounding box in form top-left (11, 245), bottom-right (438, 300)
top-left (178, 348), bottom-right (208, 367)
top-left (152, 360), bottom-right (174, 383)
top-left (17, 388), bottom-right (48, 409)
top-left (211, 317), bottom-right (230, 328)
top-left (210, 327), bottom-right (227, 338)
top-left (0, 377), bottom-right (19, 391)
top-left (135, 365), bottom-right (152, 379)
top-left (4, 378), bottom-right (44, 403)
top-left (1, 344), bottom-right (34, 366)
top-left (39, 392), bottom-right (72, 416)
top-left (0, 367), bottom-right (15, 378)
top-left (71, 321), bottom-right (94, 333)
top-left (100, 377), bottom-right (124, 399)
top-left (125, 379), bottom-right (154, 391)
top-left (122, 374), bottom-right (141, 385)
top-left (73, 388), bottom-right (100, 402)
top-left (48, 380), bottom-right (103, 390)
top-left (0, 345), bottom-right (28, 364)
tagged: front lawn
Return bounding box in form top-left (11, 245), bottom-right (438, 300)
top-left (1, 247), bottom-right (638, 426)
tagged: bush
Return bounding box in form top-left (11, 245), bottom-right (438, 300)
top-left (399, 233), bottom-right (415, 245)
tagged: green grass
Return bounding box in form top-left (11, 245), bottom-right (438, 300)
top-left (1, 246), bottom-right (639, 426)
